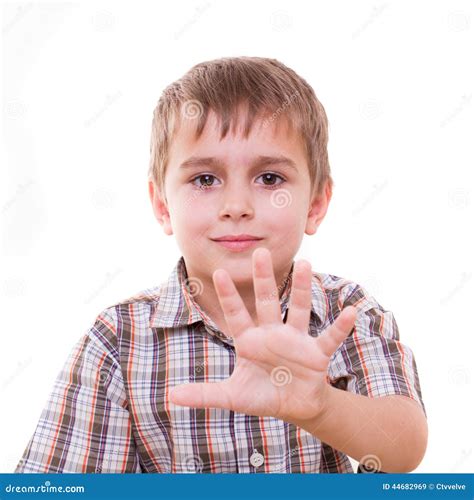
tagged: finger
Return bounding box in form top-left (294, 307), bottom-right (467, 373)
top-left (316, 306), bottom-right (358, 359)
top-left (213, 268), bottom-right (255, 338)
top-left (286, 260), bottom-right (312, 333)
top-left (253, 247), bottom-right (282, 326)
top-left (170, 382), bottom-right (231, 410)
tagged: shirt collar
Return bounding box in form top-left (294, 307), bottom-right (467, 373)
top-left (150, 256), bottom-right (327, 339)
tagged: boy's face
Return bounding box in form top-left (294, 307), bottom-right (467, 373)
top-left (149, 108), bottom-right (331, 287)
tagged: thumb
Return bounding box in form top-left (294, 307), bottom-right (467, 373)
top-left (170, 382), bottom-right (230, 410)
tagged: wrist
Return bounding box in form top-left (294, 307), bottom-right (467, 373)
top-left (290, 383), bottom-right (337, 433)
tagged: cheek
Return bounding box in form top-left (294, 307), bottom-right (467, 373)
top-left (262, 200), bottom-right (307, 231)
top-left (173, 194), bottom-right (214, 229)
top-left (258, 214), bottom-right (303, 255)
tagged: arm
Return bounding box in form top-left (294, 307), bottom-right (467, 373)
top-left (15, 309), bottom-right (141, 473)
top-left (293, 389), bottom-right (428, 473)
top-left (303, 282), bottom-right (429, 473)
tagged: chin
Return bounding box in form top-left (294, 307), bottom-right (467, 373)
top-left (217, 261), bottom-right (253, 282)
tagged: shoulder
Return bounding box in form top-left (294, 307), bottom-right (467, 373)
top-left (311, 270), bottom-right (399, 338)
top-left (88, 284), bottom-right (165, 344)
top-left (312, 270), bottom-right (380, 312)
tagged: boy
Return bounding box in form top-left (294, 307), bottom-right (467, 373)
top-left (15, 56), bottom-right (427, 474)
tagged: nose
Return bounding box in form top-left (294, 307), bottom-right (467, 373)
top-left (218, 183), bottom-right (255, 220)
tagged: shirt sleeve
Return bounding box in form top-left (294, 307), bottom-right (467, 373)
top-left (326, 283), bottom-right (427, 418)
top-left (14, 307), bottom-right (142, 473)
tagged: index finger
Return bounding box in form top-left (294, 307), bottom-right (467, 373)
top-left (212, 268), bottom-right (255, 338)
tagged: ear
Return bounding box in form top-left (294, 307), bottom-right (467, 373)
top-left (148, 179), bottom-right (173, 236)
top-left (305, 181), bottom-right (332, 235)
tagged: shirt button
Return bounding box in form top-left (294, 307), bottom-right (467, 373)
top-left (250, 449), bottom-right (265, 468)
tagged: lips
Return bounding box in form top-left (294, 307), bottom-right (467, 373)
top-left (211, 235), bottom-right (263, 252)
top-left (211, 234), bottom-right (263, 242)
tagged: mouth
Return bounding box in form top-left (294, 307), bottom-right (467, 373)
top-left (210, 235), bottom-right (264, 252)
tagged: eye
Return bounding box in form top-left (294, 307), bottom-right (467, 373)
top-left (190, 174), bottom-right (220, 188)
top-left (256, 172), bottom-right (286, 188)
top-left (189, 172), bottom-right (286, 189)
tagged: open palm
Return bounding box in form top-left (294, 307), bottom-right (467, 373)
top-left (170, 247), bottom-right (357, 425)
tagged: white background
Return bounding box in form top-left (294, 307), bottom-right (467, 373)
top-left (1, 0), bottom-right (473, 474)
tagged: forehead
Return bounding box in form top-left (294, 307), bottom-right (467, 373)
top-left (168, 107), bottom-right (307, 170)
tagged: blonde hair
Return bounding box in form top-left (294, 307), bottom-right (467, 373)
top-left (148, 56), bottom-right (332, 201)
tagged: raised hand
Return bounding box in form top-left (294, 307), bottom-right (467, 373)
top-left (170, 247), bottom-right (357, 425)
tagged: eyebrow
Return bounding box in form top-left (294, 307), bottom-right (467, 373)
top-left (179, 155), bottom-right (299, 172)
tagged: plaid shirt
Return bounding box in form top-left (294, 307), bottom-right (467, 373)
top-left (15, 256), bottom-right (426, 473)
